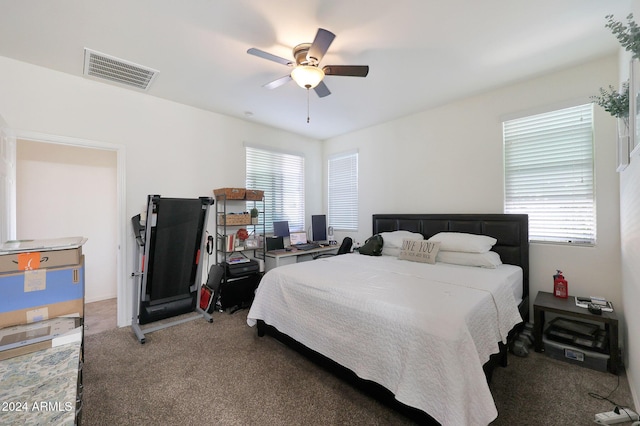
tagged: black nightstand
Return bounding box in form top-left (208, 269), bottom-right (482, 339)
top-left (533, 291), bottom-right (619, 374)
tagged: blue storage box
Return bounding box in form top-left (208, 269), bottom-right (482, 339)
top-left (0, 260), bottom-right (84, 329)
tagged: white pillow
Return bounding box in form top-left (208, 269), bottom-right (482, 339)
top-left (436, 250), bottom-right (502, 268)
top-left (398, 239), bottom-right (440, 264)
top-left (427, 232), bottom-right (497, 253)
top-left (379, 231), bottom-right (424, 256)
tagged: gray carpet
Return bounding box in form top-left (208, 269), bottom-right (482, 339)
top-left (82, 311), bottom-right (636, 425)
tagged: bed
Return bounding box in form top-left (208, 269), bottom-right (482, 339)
top-left (247, 213), bottom-right (529, 425)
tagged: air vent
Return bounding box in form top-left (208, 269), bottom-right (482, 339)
top-left (83, 48), bottom-right (159, 91)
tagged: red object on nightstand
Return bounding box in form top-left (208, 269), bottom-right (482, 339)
top-left (553, 270), bottom-right (568, 298)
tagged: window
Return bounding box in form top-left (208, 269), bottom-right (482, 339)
top-left (245, 146), bottom-right (305, 233)
top-left (328, 151), bottom-right (358, 231)
top-left (503, 103), bottom-right (595, 245)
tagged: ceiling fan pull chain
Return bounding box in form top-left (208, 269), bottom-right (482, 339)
top-left (307, 88), bottom-right (311, 123)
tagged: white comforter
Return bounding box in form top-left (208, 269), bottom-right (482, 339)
top-left (247, 254), bottom-right (523, 425)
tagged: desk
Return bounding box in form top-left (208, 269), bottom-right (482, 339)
top-left (533, 291), bottom-right (619, 374)
top-left (264, 246), bottom-right (337, 271)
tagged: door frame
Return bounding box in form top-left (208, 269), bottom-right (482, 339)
top-left (15, 130), bottom-right (127, 327)
top-left (0, 115), bottom-right (16, 243)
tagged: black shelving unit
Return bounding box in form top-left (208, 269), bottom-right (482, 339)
top-left (214, 191), bottom-right (265, 311)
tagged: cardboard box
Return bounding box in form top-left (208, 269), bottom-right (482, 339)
top-left (0, 237), bottom-right (86, 274)
top-left (0, 317), bottom-right (81, 361)
top-left (0, 259), bottom-right (84, 329)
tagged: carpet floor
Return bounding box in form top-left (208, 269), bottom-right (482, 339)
top-left (82, 310), bottom-right (636, 425)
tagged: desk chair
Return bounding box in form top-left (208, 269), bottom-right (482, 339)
top-left (313, 237), bottom-right (353, 259)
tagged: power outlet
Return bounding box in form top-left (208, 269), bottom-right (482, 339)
top-left (594, 409), bottom-right (639, 425)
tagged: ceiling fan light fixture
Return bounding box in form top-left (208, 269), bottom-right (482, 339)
top-left (291, 65), bottom-right (324, 89)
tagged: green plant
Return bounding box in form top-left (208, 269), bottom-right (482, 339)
top-left (591, 81), bottom-right (629, 118)
top-left (605, 14), bottom-right (640, 58)
top-left (250, 207), bottom-right (258, 218)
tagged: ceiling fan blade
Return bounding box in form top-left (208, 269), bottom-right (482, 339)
top-left (314, 81), bottom-right (331, 98)
top-left (323, 65), bottom-right (369, 77)
top-left (263, 75), bottom-right (292, 90)
top-left (307, 28), bottom-right (335, 64)
top-left (247, 48), bottom-right (294, 66)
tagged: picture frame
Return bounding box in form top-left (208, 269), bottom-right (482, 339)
top-left (245, 238), bottom-right (259, 249)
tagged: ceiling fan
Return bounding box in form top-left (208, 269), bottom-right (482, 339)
top-left (247, 28), bottom-right (369, 99)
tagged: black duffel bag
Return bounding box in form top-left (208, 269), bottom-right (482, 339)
top-left (359, 234), bottom-right (383, 256)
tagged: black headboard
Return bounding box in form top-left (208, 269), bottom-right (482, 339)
top-left (372, 213), bottom-right (529, 320)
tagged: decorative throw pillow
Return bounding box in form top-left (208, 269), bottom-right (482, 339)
top-left (398, 239), bottom-right (440, 264)
top-left (379, 231), bottom-right (424, 256)
top-left (427, 232), bottom-right (497, 253)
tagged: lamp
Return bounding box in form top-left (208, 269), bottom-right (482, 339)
top-left (291, 65), bottom-right (324, 89)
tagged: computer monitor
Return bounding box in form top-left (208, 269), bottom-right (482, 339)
top-left (273, 220), bottom-right (290, 238)
top-left (312, 215), bottom-right (327, 242)
top-left (290, 232), bottom-right (308, 245)
top-left (265, 236), bottom-right (285, 251)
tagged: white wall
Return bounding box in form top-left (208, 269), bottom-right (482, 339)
top-left (324, 55), bottom-right (622, 331)
top-left (620, 131), bottom-right (640, 410)
top-left (0, 55), bottom-right (323, 326)
top-left (619, 0), bottom-right (640, 409)
top-left (16, 140), bottom-right (117, 303)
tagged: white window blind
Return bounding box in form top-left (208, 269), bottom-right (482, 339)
top-left (328, 151), bottom-right (358, 231)
top-left (245, 146), bottom-right (305, 233)
top-left (504, 103), bottom-right (595, 244)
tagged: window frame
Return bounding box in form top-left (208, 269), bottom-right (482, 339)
top-left (245, 145), bottom-right (305, 234)
top-left (327, 150), bottom-right (358, 232)
top-left (503, 103), bottom-right (596, 245)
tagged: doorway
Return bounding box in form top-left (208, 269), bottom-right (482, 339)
top-left (17, 139), bottom-right (117, 302)
top-left (14, 131), bottom-right (126, 326)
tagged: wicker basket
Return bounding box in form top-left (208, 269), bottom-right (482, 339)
top-left (245, 189), bottom-right (264, 200)
top-left (213, 188), bottom-right (246, 200)
top-left (217, 213), bottom-right (251, 225)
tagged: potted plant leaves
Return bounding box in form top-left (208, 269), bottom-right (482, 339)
top-left (591, 81), bottom-right (630, 138)
top-left (605, 14), bottom-right (640, 58)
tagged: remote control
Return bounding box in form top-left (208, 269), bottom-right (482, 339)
top-left (588, 303), bottom-right (602, 315)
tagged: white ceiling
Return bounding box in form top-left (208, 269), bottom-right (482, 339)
top-left (0, 0), bottom-right (632, 140)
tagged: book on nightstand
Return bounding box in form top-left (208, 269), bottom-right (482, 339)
top-left (574, 296), bottom-right (613, 312)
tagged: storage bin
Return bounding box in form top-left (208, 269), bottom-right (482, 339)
top-left (217, 213), bottom-right (251, 225)
top-left (543, 336), bottom-right (609, 373)
top-left (245, 189), bottom-right (264, 200)
top-left (213, 188), bottom-right (246, 200)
